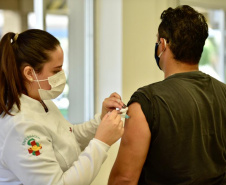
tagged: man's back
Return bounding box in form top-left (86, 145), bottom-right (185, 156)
top-left (131, 71), bottom-right (226, 184)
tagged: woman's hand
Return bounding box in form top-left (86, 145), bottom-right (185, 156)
top-left (95, 110), bottom-right (124, 146)
top-left (101, 92), bottom-right (126, 120)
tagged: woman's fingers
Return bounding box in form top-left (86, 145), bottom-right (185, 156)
top-left (103, 97), bottom-right (125, 109)
top-left (109, 92), bottom-right (121, 99)
top-left (101, 92), bottom-right (127, 120)
top-left (95, 110), bottom-right (124, 146)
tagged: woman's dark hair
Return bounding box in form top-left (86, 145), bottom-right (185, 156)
top-left (0, 29), bottom-right (60, 116)
top-left (158, 5), bottom-right (208, 64)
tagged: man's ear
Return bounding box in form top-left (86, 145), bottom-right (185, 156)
top-left (23, 66), bottom-right (34, 82)
top-left (159, 38), bottom-right (167, 50)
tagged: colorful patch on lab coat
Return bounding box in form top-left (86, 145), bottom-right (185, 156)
top-left (22, 135), bottom-right (40, 146)
top-left (27, 138), bottom-right (42, 156)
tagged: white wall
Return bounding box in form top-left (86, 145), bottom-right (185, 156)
top-left (92, 0), bottom-right (122, 184)
top-left (94, 0), bottom-right (123, 113)
top-left (122, 0), bottom-right (180, 103)
top-left (2, 11), bottom-right (22, 34)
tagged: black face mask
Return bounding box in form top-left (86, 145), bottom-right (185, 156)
top-left (154, 42), bottom-right (161, 69)
top-left (154, 39), bottom-right (166, 70)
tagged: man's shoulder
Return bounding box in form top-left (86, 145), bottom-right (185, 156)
top-left (137, 80), bottom-right (170, 93)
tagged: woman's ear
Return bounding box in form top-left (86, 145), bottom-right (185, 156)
top-left (23, 66), bottom-right (34, 82)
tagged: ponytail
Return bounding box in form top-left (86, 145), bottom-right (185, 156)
top-left (0, 33), bottom-right (23, 116)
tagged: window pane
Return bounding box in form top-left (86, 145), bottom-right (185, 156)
top-left (198, 8), bottom-right (225, 82)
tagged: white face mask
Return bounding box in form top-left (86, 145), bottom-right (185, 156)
top-left (33, 70), bottom-right (66, 100)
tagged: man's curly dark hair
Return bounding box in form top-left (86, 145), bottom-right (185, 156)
top-left (158, 5), bottom-right (208, 64)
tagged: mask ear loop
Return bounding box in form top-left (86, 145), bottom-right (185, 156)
top-left (158, 39), bottom-right (167, 58)
top-left (32, 69), bottom-right (49, 112)
top-left (32, 69), bottom-right (42, 89)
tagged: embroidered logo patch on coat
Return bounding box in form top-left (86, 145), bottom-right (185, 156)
top-left (27, 138), bottom-right (42, 156)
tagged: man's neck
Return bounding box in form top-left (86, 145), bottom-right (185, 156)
top-left (164, 60), bottom-right (199, 79)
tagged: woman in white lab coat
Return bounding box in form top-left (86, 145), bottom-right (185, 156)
top-left (0, 29), bottom-right (124, 185)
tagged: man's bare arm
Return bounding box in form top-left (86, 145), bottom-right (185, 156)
top-left (108, 102), bottom-right (151, 185)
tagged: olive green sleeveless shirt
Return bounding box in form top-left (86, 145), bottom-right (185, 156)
top-left (128, 71), bottom-right (226, 185)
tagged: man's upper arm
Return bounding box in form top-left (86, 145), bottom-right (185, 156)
top-left (108, 102), bottom-right (151, 185)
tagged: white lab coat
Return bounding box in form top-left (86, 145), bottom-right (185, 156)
top-left (0, 94), bottom-right (110, 185)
